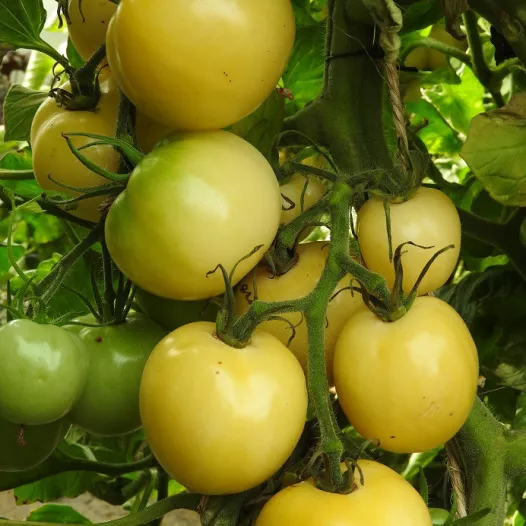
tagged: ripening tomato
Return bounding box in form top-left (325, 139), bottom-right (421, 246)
top-left (106, 0), bottom-right (295, 130)
top-left (140, 321), bottom-right (308, 495)
top-left (106, 130), bottom-right (281, 301)
top-left (357, 187), bottom-right (461, 295)
top-left (135, 288), bottom-right (218, 332)
top-left (67, 0), bottom-right (117, 61)
top-left (333, 297), bottom-right (479, 453)
top-left (0, 418), bottom-right (66, 472)
top-left (66, 314), bottom-right (166, 436)
top-left (236, 242), bottom-right (363, 383)
top-left (0, 320), bottom-right (89, 425)
top-left (31, 78), bottom-right (120, 222)
top-left (256, 460), bottom-right (432, 525)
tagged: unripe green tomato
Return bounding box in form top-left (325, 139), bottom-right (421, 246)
top-left (135, 288), bottom-right (218, 332)
top-left (430, 508), bottom-right (450, 525)
top-left (105, 130), bottom-right (281, 301)
top-left (0, 418), bottom-right (66, 472)
top-left (0, 320), bottom-right (89, 426)
top-left (66, 314), bottom-right (166, 436)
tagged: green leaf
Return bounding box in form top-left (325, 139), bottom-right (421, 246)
top-left (23, 51), bottom-right (55, 91)
top-left (67, 38), bottom-right (85, 69)
top-left (452, 508), bottom-right (491, 524)
top-left (425, 66), bottom-right (485, 135)
top-left (0, 0), bottom-right (48, 50)
top-left (4, 84), bottom-right (47, 142)
top-left (26, 504), bottom-right (91, 524)
top-left (406, 99), bottom-right (462, 155)
top-left (430, 508), bottom-right (451, 525)
top-left (0, 148), bottom-right (40, 199)
top-left (282, 24), bottom-right (325, 116)
top-left (418, 466), bottom-right (429, 505)
top-left (0, 243), bottom-right (24, 277)
top-left (401, 1), bottom-right (444, 33)
top-left (229, 90), bottom-right (285, 160)
top-left (462, 92), bottom-right (526, 207)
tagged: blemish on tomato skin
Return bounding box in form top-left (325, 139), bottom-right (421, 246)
top-left (389, 436), bottom-right (396, 439)
top-left (95, 335), bottom-right (103, 343)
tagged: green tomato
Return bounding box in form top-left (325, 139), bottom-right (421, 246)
top-left (135, 288), bottom-right (218, 332)
top-left (0, 320), bottom-right (89, 425)
top-left (0, 418), bottom-right (66, 472)
top-left (67, 314), bottom-right (166, 436)
top-left (430, 508), bottom-right (450, 525)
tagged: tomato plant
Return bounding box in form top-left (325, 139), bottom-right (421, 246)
top-left (2, 0), bottom-right (526, 524)
top-left (333, 297), bottom-right (479, 453)
top-left (139, 321), bottom-right (308, 495)
top-left (106, 0), bottom-right (295, 130)
top-left (236, 242), bottom-right (363, 382)
top-left (106, 130), bottom-right (281, 300)
top-left (0, 320), bottom-right (89, 425)
top-left (65, 314), bottom-right (166, 436)
top-left (255, 460), bottom-right (432, 525)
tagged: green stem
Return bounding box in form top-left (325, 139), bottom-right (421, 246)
top-left (400, 37), bottom-right (473, 67)
top-left (0, 455), bottom-right (155, 493)
top-left (453, 398), bottom-right (507, 526)
top-left (0, 169), bottom-right (34, 180)
top-left (463, 10), bottom-right (505, 107)
top-left (38, 221), bottom-right (104, 303)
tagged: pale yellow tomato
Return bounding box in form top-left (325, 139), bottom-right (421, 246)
top-left (31, 78), bottom-right (120, 222)
top-left (106, 130), bottom-right (281, 301)
top-left (280, 175), bottom-right (327, 226)
top-left (139, 321), bottom-right (308, 495)
top-left (333, 297), bottom-right (479, 453)
top-left (106, 0), bottom-right (295, 130)
top-left (68, 0), bottom-right (117, 61)
top-left (357, 187), bottom-right (461, 295)
top-left (427, 25), bottom-right (467, 70)
top-left (256, 460), bottom-right (432, 525)
top-left (236, 242), bottom-right (363, 383)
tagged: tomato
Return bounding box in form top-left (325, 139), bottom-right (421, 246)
top-left (357, 187), bottom-right (461, 295)
top-left (0, 418), bottom-right (66, 472)
top-left (65, 314), bottom-right (165, 436)
top-left (140, 321), bottom-right (307, 495)
top-left (0, 320), bottom-right (89, 426)
top-left (135, 112), bottom-right (173, 154)
top-left (135, 288), bottom-right (218, 332)
top-left (430, 508), bottom-right (450, 525)
top-left (280, 175), bottom-right (327, 227)
top-left (106, 131), bottom-right (281, 301)
top-left (255, 460), bottom-right (432, 525)
top-left (333, 297), bottom-right (479, 453)
top-left (31, 78), bottom-right (120, 223)
top-left (236, 242), bottom-right (363, 383)
top-left (106, 0), bottom-right (295, 130)
top-left (67, 0), bottom-right (117, 61)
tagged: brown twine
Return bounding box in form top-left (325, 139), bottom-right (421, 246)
top-left (446, 442), bottom-right (468, 518)
top-left (385, 60), bottom-right (411, 175)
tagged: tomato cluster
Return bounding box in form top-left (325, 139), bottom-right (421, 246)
top-left (4, 0), bottom-right (480, 523)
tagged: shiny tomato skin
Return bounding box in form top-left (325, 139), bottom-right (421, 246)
top-left (357, 187), bottom-right (461, 295)
top-left (0, 418), bottom-right (66, 472)
top-left (105, 130), bottom-right (281, 301)
top-left (31, 78), bottom-right (120, 223)
top-left (256, 460), bottom-right (432, 526)
top-left (333, 297), bottom-right (479, 453)
top-left (106, 0), bottom-right (295, 130)
top-left (139, 321), bottom-right (308, 495)
top-left (0, 320), bottom-right (89, 426)
top-left (236, 242), bottom-right (363, 383)
top-left (66, 314), bottom-right (166, 436)
top-left (67, 0), bottom-right (117, 61)
top-left (135, 288), bottom-right (218, 332)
